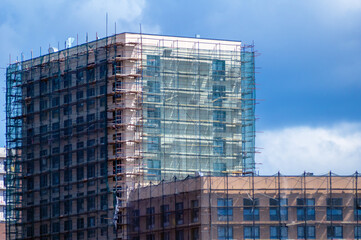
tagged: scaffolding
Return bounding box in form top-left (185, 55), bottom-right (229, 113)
top-left (5, 33), bottom-right (256, 240)
top-left (127, 172), bottom-right (361, 240)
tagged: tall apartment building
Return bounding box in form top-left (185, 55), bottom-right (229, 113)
top-left (0, 148), bottom-right (6, 239)
top-left (6, 33), bottom-right (255, 239)
top-left (128, 173), bottom-right (361, 240)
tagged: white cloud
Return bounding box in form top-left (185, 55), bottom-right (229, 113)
top-left (257, 123), bottom-right (361, 175)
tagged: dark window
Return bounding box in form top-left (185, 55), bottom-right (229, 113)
top-left (87, 196), bottom-right (95, 211)
top-left (161, 205), bottom-right (170, 227)
top-left (52, 202), bottom-right (60, 216)
top-left (87, 164), bottom-right (95, 178)
top-left (52, 97), bottom-right (60, 107)
top-left (270, 226), bottom-right (288, 239)
top-left (52, 172), bottom-right (60, 185)
top-left (217, 198), bottom-right (233, 221)
top-left (76, 91), bottom-right (84, 99)
top-left (355, 198), bottom-right (361, 220)
top-left (355, 226), bottom-right (361, 239)
top-left (52, 222), bottom-right (60, 233)
top-left (40, 99), bottom-right (48, 110)
top-left (77, 199), bottom-right (84, 213)
top-left (77, 167), bottom-right (84, 180)
top-left (176, 202), bottom-right (184, 225)
top-left (64, 220), bottom-right (72, 231)
top-left (87, 216), bottom-right (95, 227)
top-left (270, 198), bottom-right (288, 221)
top-left (64, 200), bottom-right (72, 214)
top-left (176, 230), bottom-right (184, 240)
top-left (212, 59), bottom-right (225, 81)
top-left (297, 198), bottom-right (316, 221)
top-left (40, 224), bottom-right (48, 234)
top-left (327, 226), bottom-right (343, 239)
top-left (146, 207), bottom-right (155, 229)
top-left (243, 198), bottom-right (260, 221)
top-left (64, 94), bottom-right (72, 104)
top-left (327, 198), bottom-right (343, 221)
top-left (191, 200), bottom-right (199, 223)
top-left (87, 88), bottom-right (95, 97)
top-left (101, 194), bottom-right (108, 210)
top-left (217, 226), bottom-right (233, 240)
top-left (40, 204), bottom-right (48, 218)
top-left (77, 218), bottom-right (84, 229)
top-left (244, 226), bottom-right (260, 239)
top-left (297, 226), bottom-right (316, 239)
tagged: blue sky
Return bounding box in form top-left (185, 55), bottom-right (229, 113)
top-left (1, 0), bottom-right (360, 174)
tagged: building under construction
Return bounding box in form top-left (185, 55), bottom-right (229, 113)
top-left (6, 33), bottom-right (256, 239)
top-left (128, 173), bottom-right (361, 240)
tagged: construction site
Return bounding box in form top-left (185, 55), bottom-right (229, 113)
top-left (128, 173), bottom-right (361, 240)
top-left (6, 33), bottom-right (256, 239)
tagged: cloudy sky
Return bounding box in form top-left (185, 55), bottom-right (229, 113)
top-left (1, 0), bottom-right (360, 175)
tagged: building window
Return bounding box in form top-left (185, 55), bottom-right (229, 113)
top-left (270, 198), bottom-right (288, 221)
top-left (213, 163), bottom-right (226, 176)
top-left (161, 232), bottom-right (170, 240)
top-left (52, 202), bottom-right (60, 217)
top-left (100, 194), bottom-right (108, 210)
top-left (297, 198), bottom-right (315, 221)
top-left (176, 202), bottom-right (184, 225)
top-left (40, 205), bottom-right (48, 219)
top-left (161, 204), bottom-right (170, 227)
top-left (87, 164), bottom-right (95, 178)
top-left (76, 90), bottom-right (84, 99)
top-left (64, 220), bottom-right (72, 231)
top-left (212, 85), bottom-right (226, 106)
top-left (355, 226), bottom-right (361, 239)
top-left (146, 234), bottom-right (155, 240)
top-left (191, 200), bottom-right (199, 223)
top-left (212, 59), bottom-right (226, 81)
top-left (64, 94), bottom-right (72, 104)
top-left (327, 198), bottom-right (343, 221)
top-left (52, 222), bottom-right (60, 233)
top-left (147, 81), bottom-right (161, 102)
top-left (147, 159), bottom-right (161, 180)
top-left (146, 55), bottom-right (160, 77)
top-left (77, 218), bottom-right (84, 229)
top-left (191, 228), bottom-right (199, 240)
top-left (40, 224), bottom-right (48, 234)
top-left (244, 226), bottom-right (260, 239)
top-left (52, 172), bottom-right (60, 185)
top-left (243, 198), bottom-right (260, 221)
top-left (355, 198), bottom-right (361, 220)
top-left (297, 225), bottom-right (316, 239)
top-left (87, 216), bottom-right (95, 227)
top-left (64, 200), bottom-right (72, 214)
top-left (77, 199), bottom-right (84, 213)
top-left (148, 136), bottom-right (160, 152)
top-left (146, 207), bottom-right (155, 229)
top-left (327, 226), bottom-right (343, 239)
top-left (213, 138), bottom-right (225, 155)
top-left (87, 196), bottom-right (95, 211)
top-left (270, 226), bottom-right (288, 239)
top-left (132, 210), bottom-right (140, 231)
top-left (217, 198), bottom-right (233, 221)
top-left (176, 230), bottom-right (184, 240)
top-left (217, 226), bottom-right (233, 240)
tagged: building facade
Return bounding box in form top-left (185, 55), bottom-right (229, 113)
top-left (0, 148), bottom-right (6, 239)
top-left (6, 33), bottom-right (256, 239)
top-left (128, 174), bottom-right (361, 240)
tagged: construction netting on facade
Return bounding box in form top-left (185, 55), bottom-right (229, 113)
top-left (127, 173), bottom-right (361, 240)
